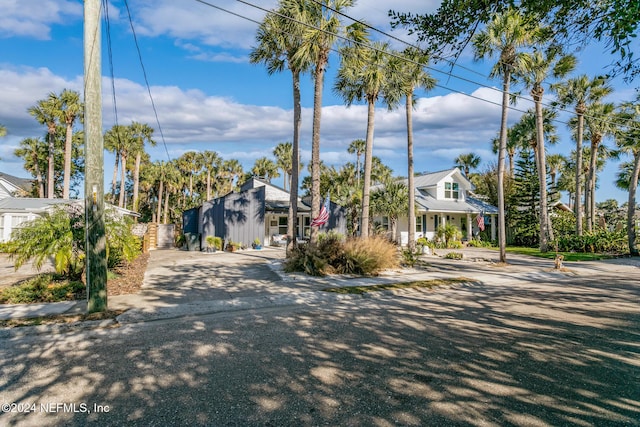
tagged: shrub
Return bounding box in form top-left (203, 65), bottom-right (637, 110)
top-left (436, 224), bottom-right (462, 248)
top-left (0, 274), bottom-right (85, 304)
top-left (467, 239), bottom-right (494, 248)
top-left (339, 236), bottom-right (399, 276)
top-left (401, 248), bottom-right (420, 267)
top-left (283, 244), bottom-right (328, 276)
top-left (444, 251), bottom-right (464, 260)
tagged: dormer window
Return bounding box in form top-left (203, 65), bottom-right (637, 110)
top-left (445, 182), bottom-right (459, 199)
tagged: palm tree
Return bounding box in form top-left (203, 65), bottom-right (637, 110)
top-left (371, 180), bottom-right (408, 243)
top-left (553, 75), bottom-right (612, 236)
top-left (130, 122), bottom-right (155, 212)
top-left (347, 138), bottom-right (366, 184)
top-left (615, 98), bottom-right (640, 255)
top-left (394, 48), bottom-right (436, 250)
top-left (252, 157), bottom-right (280, 182)
top-left (521, 46), bottom-right (575, 251)
top-left (455, 153), bottom-right (481, 177)
top-left (14, 138), bottom-right (46, 197)
top-left (117, 126), bottom-right (135, 208)
top-left (220, 159), bottom-right (243, 195)
top-left (29, 93), bottom-right (62, 198)
top-left (103, 125), bottom-right (129, 204)
top-left (201, 150), bottom-right (221, 201)
top-left (546, 153), bottom-right (567, 190)
top-left (335, 23), bottom-right (401, 239)
top-left (583, 102), bottom-right (618, 231)
top-left (286, 0), bottom-right (353, 245)
top-left (472, 8), bottom-right (541, 262)
top-left (251, 3), bottom-right (311, 253)
top-left (272, 142), bottom-right (293, 190)
top-left (58, 89), bottom-right (83, 200)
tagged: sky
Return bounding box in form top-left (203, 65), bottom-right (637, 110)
top-left (0, 0), bottom-right (637, 204)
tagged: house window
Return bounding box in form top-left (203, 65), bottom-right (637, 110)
top-left (415, 216), bottom-right (423, 233)
top-left (445, 182), bottom-right (459, 199)
top-left (278, 216), bottom-right (288, 235)
top-left (381, 216), bottom-right (389, 230)
top-left (302, 216), bottom-right (311, 238)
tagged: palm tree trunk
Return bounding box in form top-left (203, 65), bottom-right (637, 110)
top-left (156, 180), bottom-right (164, 224)
top-left (575, 113), bottom-right (584, 236)
top-left (627, 151), bottom-right (640, 256)
top-left (33, 154), bottom-right (45, 198)
top-left (163, 188), bottom-right (170, 224)
top-left (132, 153), bottom-right (141, 212)
top-left (406, 93), bottom-right (416, 251)
top-left (111, 154), bottom-right (119, 203)
top-left (47, 128), bottom-right (55, 199)
top-left (588, 138), bottom-right (599, 231)
top-left (360, 100), bottom-right (376, 239)
top-left (63, 122), bottom-right (73, 199)
top-left (310, 57), bottom-right (326, 246)
top-left (534, 93), bottom-right (551, 251)
top-left (287, 70), bottom-right (302, 255)
top-left (119, 153), bottom-right (127, 208)
top-left (206, 171), bottom-right (212, 201)
top-left (497, 72), bottom-right (511, 263)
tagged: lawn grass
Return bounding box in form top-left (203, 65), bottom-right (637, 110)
top-left (322, 277), bottom-right (473, 295)
top-left (503, 246), bottom-right (615, 262)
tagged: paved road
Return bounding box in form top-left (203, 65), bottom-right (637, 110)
top-left (0, 249), bottom-right (639, 426)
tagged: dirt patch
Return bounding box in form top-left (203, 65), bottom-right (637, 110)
top-left (108, 253), bottom-right (149, 296)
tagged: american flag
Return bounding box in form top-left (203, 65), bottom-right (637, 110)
top-left (310, 194), bottom-right (330, 227)
top-left (475, 213), bottom-right (485, 231)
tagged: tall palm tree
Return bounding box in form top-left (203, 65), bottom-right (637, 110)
top-left (14, 138), bottom-right (46, 197)
top-left (252, 157), bottom-right (280, 182)
top-left (553, 75), bottom-right (612, 236)
top-left (335, 23), bottom-right (401, 239)
top-left (117, 126), bottom-right (135, 208)
top-left (272, 142), bottom-right (293, 190)
top-left (472, 8), bottom-right (541, 262)
top-left (370, 180), bottom-right (408, 243)
top-left (29, 93), bottom-right (62, 198)
top-left (286, 0), bottom-right (353, 245)
top-left (130, 122), bottom-right (155, 212)
top-left (103, 125), bottom-right (129, 204)
top-left (201, 150), bottom-right (221, 201)
top-left (615, 98), bottom-right (640, 255)
top-left (394, 48), bottom-right (436, 250)
top-left (251, 3), bottom-right (311, 253)
top-left (521, 47), bottom-right (575, 251)
top-left (58, 89), bottom-right (83, 200)
top-left (583, 102), bottom-right (618, 231)
top-left (347, 138), bottom-right (366, 184)
top-left (220, 159), bottom-right (243, 195)
top-left (546, 153), bottom-right (567, 190)
top-left (455, 153), bottom-right (481, 177)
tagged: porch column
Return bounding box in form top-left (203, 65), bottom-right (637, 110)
top-left (491, 214), bottom-right (496, 241)
top-left (2, 214), bottom-right (11, 242)
top-left (466, 213), bottom-right (472, 240)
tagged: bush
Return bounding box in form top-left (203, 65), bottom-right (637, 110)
top-left (555, 229), bottom-right (627, 253)
top-left (467, 239), bottom-right (494, 248)
top-left (0, 274), bottom-right (85, 304)
top-left (284, 236), bottom-right (398, 276)
top-left (339, 237), bottom-right (399, 275)
top-left (401, 248), bottom-right (420, 267)
top-left (283, 244), bottom-right (328, 276)
top-left (444, 251), bottom-right (464, 260)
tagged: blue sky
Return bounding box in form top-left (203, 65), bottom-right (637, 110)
top-left (0, 0), bottom-right (636, 204)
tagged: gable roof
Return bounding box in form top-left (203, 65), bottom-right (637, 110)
top-left (412, 168), bottom-right (473, 191)
top-left (0, 172), bottom-right (32, 195)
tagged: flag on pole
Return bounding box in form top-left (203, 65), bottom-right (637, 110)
top-left (475, 213), bottom-right (485, 231)
top-left (311, 194), bottom-right (330, 227)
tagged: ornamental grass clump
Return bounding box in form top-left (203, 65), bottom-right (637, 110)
top-left (284, 234), bottom-right (398, 276)
top-left (339, 236), bottom-right (399, 276)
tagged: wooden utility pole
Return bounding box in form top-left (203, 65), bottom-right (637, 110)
top-left (84, 0), bottom-right (108, 313)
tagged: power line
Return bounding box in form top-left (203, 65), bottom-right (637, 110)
top-left (120, 0), bottom-right (172, 163)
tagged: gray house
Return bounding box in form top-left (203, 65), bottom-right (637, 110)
top-left (183, 178), bottom-right (347, 250)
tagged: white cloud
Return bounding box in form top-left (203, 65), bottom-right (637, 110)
top-left (0, 0), bottom-right (81, 40)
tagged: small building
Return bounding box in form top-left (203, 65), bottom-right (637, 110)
top-left (183, 177), bottom-right (347, 250)
top-left (374, 168), bottom-right (498, 245)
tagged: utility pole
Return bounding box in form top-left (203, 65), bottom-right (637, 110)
top-left (84, 0), bottom-right (107, 313)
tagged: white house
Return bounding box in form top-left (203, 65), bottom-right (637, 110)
top-left (0, 172), bottom-right (139, 242)
top-left (376, 168), bottom-right (498, 245)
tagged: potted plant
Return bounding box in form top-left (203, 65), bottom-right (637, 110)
top-left (205, 235), bottom-right (222, 253)
top-left (226, 241), bottom-right (239, 252)
top-left (416, 237), bottom-right (430, 255)
top-left (252, 237), bottom-right (262, 250)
